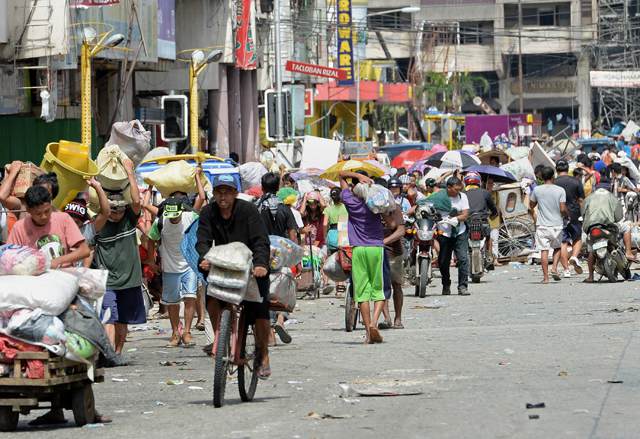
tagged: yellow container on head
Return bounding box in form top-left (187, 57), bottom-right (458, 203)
top-left (56, 140), bottom-right (90, 173)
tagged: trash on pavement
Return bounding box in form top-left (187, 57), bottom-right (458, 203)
top-left (112, 378), bottom-right (128, 382)
top-left (526, 403), bottom-right (545, 409)
top-left (83, 423), bottom-right (105, 428)
top-left (130, 325), bottom-right (159, 331)
top-left (159, 361), bottom-right (189, 366)
top-left (509, 277), bottom-right (523, 280)
top-left (126, 348), bottom-right (137, 353)
top-left (529, 415), bottom-right (539, 420)
top-left (607, 380), bottom-right (623, 384)
top-left (355, 389), bottom-right (423, 397)
top-left (156, 401), bottom-right (164, 406)
top-left (303, 412), bottom-right (367, 420)
top-left (167, 380), bottom-right (186, 385)
top-left (154, 329), bottom-right (168, 335)
top-left (284, 319), bottom-right (299, 325)
top-left (411, 299), bottom-right (444, 309)
top-left (324, 323), bottom-right (338, 326)
top-left (503, 348), bottom-right (514, 354)
top-left (188, 386), bottom-right (203, 390)
top-left (573, 409), bottom-right (589, 414)
top-left (558, 371), bottom-right (568, 376)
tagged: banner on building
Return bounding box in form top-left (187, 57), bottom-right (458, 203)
top-left (336, 0), bottom-right (354, 86)
top-left (235, 0), bottom-right (256, 69)
top-left (590, 71), bottom-right (640, 88)
top-left (304, 89), bottom-right (314, 117)
top-left (157, 0), bottom-right (176, 60)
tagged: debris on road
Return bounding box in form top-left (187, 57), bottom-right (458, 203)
top-left (156, 401), bottom-right (164, 406)
top-left (503, 348), bottom-right (514, 355)
top-left (83, 423), bottom-right (105, 428)
top-left (529, 415), bottom-right (539, 419)
top-left (526, 403), bottom-right (545, 409)
top-left (112, 378), bottom-right (128, 382)
top-left (159, 361), bottom-right (189, 366)
top-left (284, 319), bottom-right (299, 325)
top-left (573, 409), bottom-right (589, 414)
top-left (411, 300), bottom-right (444, 309)
top-left (558, 371), bottom-right (568, 376)
top-left (167, 380), bottom-right (186, 385)
top-left (607, 380), bottom-right (623, 384)
top-left (303, 412), bottom-right (368, 420)
top-left (188, 386), bottom-right (203, 390)
top-left (355, 389), bottom-right (423, 397)
top-left (606, 307), bottom-right (638, 313)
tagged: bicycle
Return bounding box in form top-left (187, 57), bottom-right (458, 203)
top-left (211, 302), bottom-right (260, 408)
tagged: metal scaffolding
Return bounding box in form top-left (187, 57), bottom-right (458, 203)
top-left (596, 0), bottom-right (640, 131)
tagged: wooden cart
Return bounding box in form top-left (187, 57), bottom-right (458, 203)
top-left (0, 351), bottom-right (104, 431)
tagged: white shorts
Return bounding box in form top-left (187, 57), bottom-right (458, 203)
top-left (536, 226), bottom-right (563, 251)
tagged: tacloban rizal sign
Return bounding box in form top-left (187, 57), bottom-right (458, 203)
top-left (286, 61), bottom-right (347, 80)
top-left (590, 71), bottom-right (640, 88)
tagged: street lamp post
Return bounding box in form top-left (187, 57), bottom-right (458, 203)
top-left (74, 25), bottom-right (130, 147)
top-left (189, 49), bottom-right (223, 153)
top-left (354, 6), bottom-right (420, 142)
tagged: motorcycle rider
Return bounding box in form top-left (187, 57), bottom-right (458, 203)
top-left (583, 179), bottom-right (638, 284)
top-left (463, 171), bottom-right (498, 239)
top-left (388, 177), bottom-right (411, 214)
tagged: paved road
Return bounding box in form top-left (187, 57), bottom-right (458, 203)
top-left (9, 264), bottom-right (640, 438)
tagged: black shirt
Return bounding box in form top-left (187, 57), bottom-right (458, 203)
top-left (465, 187), bottom-right (497, 220)
top-left (257, 202), bottom-right (297, 239)
top-left (554, 175), bottom-right (586, 223)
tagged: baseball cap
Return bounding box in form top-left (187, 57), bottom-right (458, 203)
top-left (107, 193), bottom-right (128, 211)
top-left (64, 199), bottom-right (87, 222)
top-left (399, 174), bottom-right (411, 184)
top-left (163, 196), bottom-right (185, 218)
top-left (307, 191), bottom-right (320, 202)
top-left (388, 177), bottom-right (402, 187)
top-left (213, 174), bottom-right (239, 190)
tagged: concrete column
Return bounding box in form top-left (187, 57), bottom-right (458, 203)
top-left (240, 70), bottom-right (253, 163)
top-left (227, 64), bottom-right (242, 162)
top-left (210, 64), bottom-right (229, 158)
top-left (577, 55), bottom-right (591, 137)
top-left (498, 79), bottom-right (511, 115)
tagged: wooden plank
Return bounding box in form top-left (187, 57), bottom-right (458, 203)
top-left (0, 352), bottom-right (49, 360)
top-left (0, 372), bottom-right (89, 387)
top-left (0, 398), bottom-right (38, 409)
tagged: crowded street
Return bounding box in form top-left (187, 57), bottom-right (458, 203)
top-left (7, 266), bottom-right (640, 437)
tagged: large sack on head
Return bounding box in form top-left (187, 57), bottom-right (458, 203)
top-left (87, 185), bottom-right (132, 217)
top-left (239, 162), bottom-right (268, 192)
top-left (105, 120), bottom-right (151, 168)
top-left (97, 145), bottom-right (129, 190)
top-left (143, 160), bottom-right (213, 198)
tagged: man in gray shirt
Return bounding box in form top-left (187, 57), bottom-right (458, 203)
top-left (530, 167), bottom-right (570, 284)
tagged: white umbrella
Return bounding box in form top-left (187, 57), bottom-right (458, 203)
top-left (425, 151), bottom-right (481, 169)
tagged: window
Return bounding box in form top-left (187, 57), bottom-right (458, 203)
top-left (509, 54), bottom-right (577, 78)
top-left (461, 22), bottom-right (494, 45)
top-left (367, 9), bottom-right (412, 30)
top-left (504, 3), bottom-right (572, 28)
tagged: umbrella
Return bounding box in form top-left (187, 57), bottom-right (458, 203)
top-left (409, 158), bottom-right (433, 174)
top-left (364, 159), bottom-right (390, 176)
top-left (431, 143), bottom-right (448, 153)
top-left (425, 151), bottom-right (481, 169)
top-left (390, 150), bottom-right (434, 169)
top-left (320, 160), bottom-right (386, 181)
top-left (462, 165), bottom-right (517, 183)
top-left (477, 150), bottom-right (510, 166)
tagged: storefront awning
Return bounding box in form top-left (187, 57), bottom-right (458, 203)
top-left (314, 80), bottom-right (412, 103)
top-left (508, 97), bottom-right (579, 111)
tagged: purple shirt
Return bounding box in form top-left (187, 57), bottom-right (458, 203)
top-left (341, 188), bottom-right (384, 247)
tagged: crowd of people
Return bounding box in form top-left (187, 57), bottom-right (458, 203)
top-left (0, 134), bottom-right (639, 412)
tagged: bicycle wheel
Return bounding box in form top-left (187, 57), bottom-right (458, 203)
top-left (213, 309), bottom-right (232, 408)
top-left (238, 321), bottom-right (259, 402)
top-left (498, 220), bottom-right (534, 258)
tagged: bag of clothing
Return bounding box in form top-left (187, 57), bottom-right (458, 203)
top-left (354, 183), bottom-right (395, 214)
top-left (207, 265), bottom-right (251, 289)
top-left (8, 309), bottom-right (66, 345)
top-left (244, 278), bottom-right (263, 303)
top-left (96, 145), bottom-right (130, 191)
top-left (204, 242), bottom-right (253, 271)
top-left (0, 270), bottom-right (79, 315)
top-left (0, 244), bottom-right (49, 276)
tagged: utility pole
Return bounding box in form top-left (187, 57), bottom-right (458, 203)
top-left (518, 0), bottom-right (523, 114)
top-left (274, 0), bottom-right (284, 142)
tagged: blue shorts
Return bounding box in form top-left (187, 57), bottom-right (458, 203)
top-left (101, 286), bottom-right (147, 325)
top-left (162, 269), bottom-right (198, 305)
top-left (562, 222), bottom-right (583, 244)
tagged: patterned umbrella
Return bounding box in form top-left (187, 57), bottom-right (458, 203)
top-left (364, 159), bottom-right (390, 176)
top-left (290, 168), bottom-right (325, 180)
top-left (320, 160), bottom-right (386, 181)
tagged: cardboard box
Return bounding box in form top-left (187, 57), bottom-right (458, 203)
top-left (337, 215), bottom-right (349, 246)
top-left (3, 162), bottom-right (46, 198)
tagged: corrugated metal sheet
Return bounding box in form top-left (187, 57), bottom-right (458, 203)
top-left (0, 116), bottom-right (101, 167)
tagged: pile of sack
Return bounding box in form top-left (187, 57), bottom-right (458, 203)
top-left (269, 236), bottom-right (304, 311)
top-left (0, 246), bottom-right (112, 379)
top-left (204, 242), bottom-right (260, 305)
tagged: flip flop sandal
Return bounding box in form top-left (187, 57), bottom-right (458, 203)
top-left (274, 324), bottom-right (292, 344)
top-left (258, 364), bottom-right (271, 380)
top-left (377, 320), bottom-right (392, 330)
top-left (582, 279), bottom-right (595, 283)
top-left (393, 323), bottom-right (405, 329)
top-left (551, 272), bottom-right (562, 281)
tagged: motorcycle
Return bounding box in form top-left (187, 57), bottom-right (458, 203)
top-left (467, 214), bottom-right (495, 284)
top-left (586, 224), bottom-right (631, 283)
top-left (408, 204), bottom-right (441, 298)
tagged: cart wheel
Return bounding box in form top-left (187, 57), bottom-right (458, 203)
top-left (498, 220), bottom-right (534, 258)
top-left (71, 382), bottom-right (95, 426)
top-left (0, 407), bottom-right (18, 432)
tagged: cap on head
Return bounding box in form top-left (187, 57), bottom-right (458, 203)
top-left (64, 199), bottom-right (87, 222)
top-left (213, 174), bottom-right (239, 190)
top-left (163, 196), bottom-right (185, 218)
top-left (307, 191), bottom-right (320, 202)
top-left (399, 174), bottom-right (411, 184)
top-left (107, 193), bottom-right (128, 211)
top-left (388, 177), bottom-right (402, 187)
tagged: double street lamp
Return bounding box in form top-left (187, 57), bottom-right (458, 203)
top-left (72, 24), bottom-right (130, 147)
top-left (354, 6), bottom-right (420, 141)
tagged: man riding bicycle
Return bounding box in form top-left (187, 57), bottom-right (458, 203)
top-left (196, 174), bottom-right (272, 379)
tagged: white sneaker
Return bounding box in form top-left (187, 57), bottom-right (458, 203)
top-left (564, 270), bottom-right (571, 278)
top-left (570, 256), bottom-right (583, 274)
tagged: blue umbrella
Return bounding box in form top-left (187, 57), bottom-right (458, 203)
top-left (462, 165), bottom-right (517, 183)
